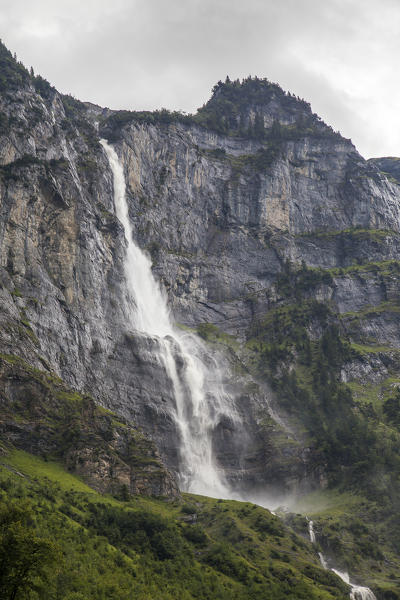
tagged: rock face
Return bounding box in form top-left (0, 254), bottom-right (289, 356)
top-left (0, 355), bottom-right (178, 497)
top-left (369, 157), bottom-right (400, 184)
top-left (1, 45), bottom-right (400, 497)
top-left (113, 121), bottom-right (400, 334)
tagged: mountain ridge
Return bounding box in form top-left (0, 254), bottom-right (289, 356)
top-left (1, 39), bottom-right (400, 597)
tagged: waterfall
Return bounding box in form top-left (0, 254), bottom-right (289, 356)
top-left (307, 519), bottom-right (377, 600)
top-left (318, 552), bottom-right (328, 570)
top-left (100, 139), bottom-right (235, 498)
top-left (331, 570), bottom-right (377, 600)
top-left (307, 518), bottom-right (316, 543)
top-left (101, 137), bottom-right (378, 598)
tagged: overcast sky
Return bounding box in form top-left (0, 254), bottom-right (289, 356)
top-left (0, 0), bottom-right (399, 158)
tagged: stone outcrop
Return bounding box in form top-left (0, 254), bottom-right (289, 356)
top-left (0, 355), bottom-right (178, 497)
top-left (1, 45), bottom-right (400, 497)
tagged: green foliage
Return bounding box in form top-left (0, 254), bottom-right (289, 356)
top-left (33, 74), bottom-right (54, 99)
top-left (247, 291), bottom-right (390, 487)
top-left (182, 524), bottom-right (208, 546)
top-left (330, 259), bottom-right (400, 278)
top-left (225, 144), bottom-right (283, 174)
top-left (289, 489), bottom-right (400, 596)
top-left (180, 502), bottom-right (197, 514)
top-left (0, 40), bottom-right (54, 100)
top-left (193, 77), bottom-right (342, 141)
top-left (195, 76), bottom-right (309, 136)
top-left (61, 94), bottom-right (84, 119)
top-left (276, 260), bottom-right (333, 298)
top-left (100, 76), bottom-right (342, 147)
top-left (0, 40), bottom-right (30, 91)
top-left (101, 108), bottom-right (195, 142)
top-left (0, 500), bottom-right (60, 600)
top-left (383, 388), bottom-right (400, 427)
top-left (0, 111), bottom-right (9, 134)
top-left (196, 323), bottom-right (240, 352)
top-left (0, 155), bottom-right (44, 183)
top-left (0, 461), bottom-right (348, 600)
top-left (248, 299), bottom-right (330, 370)
top-left (60, 95), bottom-right (99, 150)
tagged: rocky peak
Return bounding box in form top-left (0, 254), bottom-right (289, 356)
top-left (194, 76), bottom-right (345, 141)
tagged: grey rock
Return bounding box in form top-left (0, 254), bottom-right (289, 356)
top-left (1, 77), bottom-right (400, 496)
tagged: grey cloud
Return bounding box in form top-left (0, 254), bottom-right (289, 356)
top-left (0, 0), bottom-right (399, 157)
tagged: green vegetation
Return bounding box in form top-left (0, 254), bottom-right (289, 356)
top-left (101, 108), bottom-right (195, 142)
top-left (368, 157), bottom-right (400, 185)
top-left (234, 259), bottom-right (400, 498)
top-left (275, 260), bottom-right (333, 298)
top-left (18, 309), bottom-right (39, 346)
top-left (201, 146), bottom-right (284, 173)
top-left (382, 387), bottom-right (400, 428)
top-left (229, 146), bottom-right (283, 173)
top-left (0, 498), bottom-right (60, 600)
top-left (248, 308), bottom-right (381, 484)
top-left (100, 76), bottom-right (323, 142)
top-left (101, 76), bottom-right (343, 148)
top-left (197, 322), bottom-right (240, 351)
top-left (1, 35), bottom-right (400, 598)
top-left (0, 39), bottom-right (55, 100)
top-left (342, 300), bottom-right (400, 320)
top-left (0, 155), bottom-right (44, 182)
top-left (194, 76), bottom-right (340, 140)
top-left (206, 258), bottom-right (399, 597)
top-left (329, 259), bottom-right (400, 278)
top-left (0, 40), bottom-right (31, 91)
top-left (60, 94), bottom-right (84, 119)
top-left (196, 76), bottom-right (301, 135)
top-left (0, 454), bottom-right (349, 600)
top-left (185, 258), bottom-right (400, 597)
top-left (299, 226), bottom-right (398, 242)
top-left (0, 353), bottom-right (171, 497)
top-left (288, 489), bottom-right (400, 598)
top-left (8, 451), bottom-right (95, 494)
top-left (60, 94), bottom-right (100, 150)
top-left (32, 74), bottom-right (55, 99)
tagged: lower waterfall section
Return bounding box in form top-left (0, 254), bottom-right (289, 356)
top-left (307, 519), bottom-right (377, 600)
top-left (100, 139), bottom-right (236, 497)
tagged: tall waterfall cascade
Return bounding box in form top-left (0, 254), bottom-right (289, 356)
top-left (100, 139), bottom-right (237, 498)
top-left (101, 138), bottom-right (379, 595)
top-left (307, 519), bottom-right (377, 600)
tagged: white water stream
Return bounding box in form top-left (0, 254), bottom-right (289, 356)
top-left (100, 139), bottom-right (236, 498)
top-left (101, 138), bottom-right (381, 596)
top-left (307, 519), bottom-right (377, 600)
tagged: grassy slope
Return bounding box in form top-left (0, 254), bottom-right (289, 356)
top-left (0, 450), bottom-right (349, 600)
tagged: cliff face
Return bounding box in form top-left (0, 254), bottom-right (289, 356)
top-left (0, 354), bottom-right (178, 497)
top-left (1, 48), bottom-right (400, 498)
top-left (113, 120), bottom-right (400, 335)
